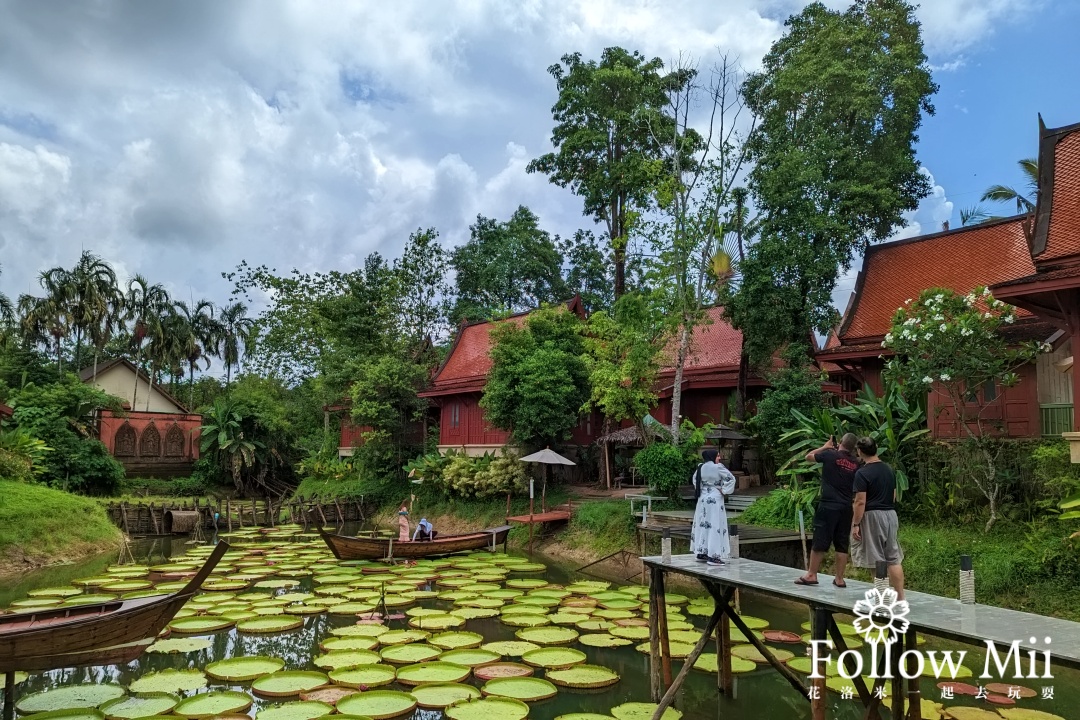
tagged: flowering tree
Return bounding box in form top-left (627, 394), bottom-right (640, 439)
top-left (883, 286), bottom-right (1045, 530)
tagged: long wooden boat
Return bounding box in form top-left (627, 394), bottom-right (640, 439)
top-left (319, 526), bottom-right (512, 560)
top-left (0, 541), bottom-right (228, 674)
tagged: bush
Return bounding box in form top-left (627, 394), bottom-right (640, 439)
top-left (750, 348), bottom-right (826, 466)
top-left (0, 429), bottom-right (51, 482)
top-left (633, 442), bottom-right (692, 497)
top-left (439, 452), bottom-right (527, 499)
top-left (739, 482), bottom-right (819, 530)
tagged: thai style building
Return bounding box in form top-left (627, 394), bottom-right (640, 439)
top-left (80, 358), bottom-right (202, 477)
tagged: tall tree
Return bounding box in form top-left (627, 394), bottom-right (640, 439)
top-left (18, 269), bottom-right (72, 373)
top-left (218, 301), bottom-right (255, 386)
top-left (559, 230), bottom-right (613, 314)
top-left (65, 251), bottom-right (119, 370)
top-left (392, 227), bottom-right (450, 347)
top-left (448, 206), bottom-right (567, 325)
top-left (174, 298), bottom-right (220, 409)
top-left (981, 158), bottom-right (1038, 215)
top-left (528, 47), bottom-right (692, 300)
top-left (0, 263), bottom-right (16, 345)
top-left (733, 0), bottom-right (937, 358)
top-left (125, 275), bottom-right (170, 409)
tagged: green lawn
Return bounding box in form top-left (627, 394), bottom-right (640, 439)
top-left (0, 479), bottom-right (122, 573)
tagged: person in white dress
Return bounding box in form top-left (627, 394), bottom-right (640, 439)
top-left (691, 448), bottom-right (737, 566)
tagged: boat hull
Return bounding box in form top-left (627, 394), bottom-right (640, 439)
top-left (319, 526), bottom-right (512, 560)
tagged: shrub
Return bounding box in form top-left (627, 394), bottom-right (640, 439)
top-left (739, 482), bottom-right (819, 530)
top-left (439, 452), bottom-right (527, 499)
top-left (634, 442), bottom-right (693, 497)
top-left (0, 429), bottom-right (51, 482)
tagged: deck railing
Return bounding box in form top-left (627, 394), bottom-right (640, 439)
top-left (1041, 403), bottom-right (1074, 437)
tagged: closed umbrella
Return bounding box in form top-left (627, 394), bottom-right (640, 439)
top-left (519, 448), bottom-right (575, 552)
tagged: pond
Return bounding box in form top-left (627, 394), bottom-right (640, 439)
top-left (3, 527), bottom-right (1076, 720)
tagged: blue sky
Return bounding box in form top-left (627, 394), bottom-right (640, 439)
top-left (0, 0), bottom-right (1076, 327)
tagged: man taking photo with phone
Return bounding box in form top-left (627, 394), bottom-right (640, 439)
top-left (794, 432), bottom-right (859, 588)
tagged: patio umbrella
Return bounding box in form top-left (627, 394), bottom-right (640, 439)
top-left (519, 448), bottom-right (575, 552)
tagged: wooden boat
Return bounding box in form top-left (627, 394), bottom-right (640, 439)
top-left (319, 526), bottom-right (512, 560)
top-left (0, 541), bottom-right (228, 674)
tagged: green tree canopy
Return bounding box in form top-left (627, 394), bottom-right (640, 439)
top-left (480, 306), bottom-right (590, 448)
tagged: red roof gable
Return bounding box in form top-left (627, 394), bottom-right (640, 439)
top-left (1033, 119), bottom-right (1080, 264)
top-left (659, 307), bottom-right (743, 376)
top-left (837, 217), bottom-right (1036, 343)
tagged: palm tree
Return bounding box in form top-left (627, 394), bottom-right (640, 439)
top-left (64, 252), bottom-right (119, 370)
top-left (980, 157), bottom-right (1038, 215)
top-left (144, 304), bottom-right (187, 411)
top-left (200, 398), bottom-right (261, 490)
top-left (88, 284), bottom-right (126, 382)
top-left (0, 263), bottom-right (15, 344)
top-left (18, 268), bottom-right (72, 373)
top-left (218, 301), bottom-right (254, 386)
top-left (174, 299), bottom-right (220, 408)
top-left (125, 275), bottom-right (170, 409)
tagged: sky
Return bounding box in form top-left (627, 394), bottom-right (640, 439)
top-left (1, 0), bottom-right (1078, 327)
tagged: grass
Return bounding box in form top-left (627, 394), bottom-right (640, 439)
top-left (0, 479), bottom-right (122, 573)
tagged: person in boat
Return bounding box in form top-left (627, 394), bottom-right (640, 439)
top-left (398, 502), bottom-right (410, 542)
top-left (690, 448), bottom-right (737, 566)
top-left (412, 518), bottom-right (438, 542)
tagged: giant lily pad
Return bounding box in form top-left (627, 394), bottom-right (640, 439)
top-left (408, 613), bottom-right (466, 630)
top-left (254, 700), bottom-right (334, 720)
top-left (236, 615), bottom-right (304, 633)
top-left (996, 710), bottom-right (1066, 720)
top-left (546, 665), bottom-right (620, 689)
top-left (609, 626), bottom-right (648, 640)
top-left (515, 626), bottom-right (578, 645)
top-left (439, 648), bottom-right (502, 667)
top-left (474, 664), bottom-right (534, 681)
top-left (430, 631), bottom-right (485, 650)
top-left (481, 676), bottom-right (557, 702)
top-left (786, 657), bottom-right (839, 676)
top-left (410, 683), bottom-right (481, 709)
top-left (380, 643), bottom-right (442, 664)
top-left (634, 641), bottom-right (695, 659)
top-left (27, 586), bottom-right (83, 598)
top-left (731, 645), bottom-right (794, 664)
top-left (521, 647), bottom-right (586, 670)
top-left (451, 608), bottom-right (500, 620)
top-left (481, 641), bottom-right (540, 658)
top-left (17, 687), bottom-right (126, 715)
top-left (206, 656), bottom-right (286, 681)
top-left (578, 634), bottom-right (632, 648)
top-left (691, 654), bottom-right (756, 674)
top-left (395, 661), bottom-right (472, 686)
top-left (500, 614), bottom-right (551, 628)
top-left (173, 692), bottom-right (253, 719)
top-left (504, 579), bottom-right (547, 590)
top-left (328, 664), bottom-right (397, 689)
top-left (128, 669), bottom-right (207, 694)
top-left (167, 617), bottom-right (234, 634)
top-left (298, 687), bottom-right (359, 705)
top-left (320, 636), bottom-right (379, 652)
top-left (251, 671), bottom-right (329, 698)
top-left (20, 710), bottom-right (104, 720)
top-left (336, 691), bottom-right (417, 720)
top-left (146, 637), bottom-right (213, 654)
top-left (99, 695), bottom-right (179, 720)
top-left (378, 629), bottom-right (429, 646)
top-left (332, 624), bottom-right (389, 638)
top-left (445, 697), bottom-right (530, 720)
top-left (313, 649), bottom-right (382, 670)
top-left (610, 703), bottom-right (682, 720)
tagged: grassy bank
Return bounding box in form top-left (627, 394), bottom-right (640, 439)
top-left (0, 479), bottom-right (123, 575)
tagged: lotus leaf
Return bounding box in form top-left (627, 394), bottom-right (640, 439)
top-left (521, 647), bottom-right (586, 670)
top-left (481, 676), bottom-right (557, 702)
top-left (504, 579), bottom-right (547, 590)
top-left (514, 626), bottom-right (578, 645)
top-left (146, 638), bottom-right (212, 654)
top-left (27, 586), bottom-right (83, 598)
top-left (320, 636), bottom-right (379, 652)
top-left (99, 694), bottom-right (179, 720)
top-left (254, 700), bottom-right (334, 720)
top-left (481, 641), bottom-right (540, 657)
top-left (332, 624), bottom-right (389, 638)
top-left (328, 664), bottom-right (397, 689)
top-left (500, 614), bottom-right (551, 628)
top-left (609, 626), bottom-right (648, 640)
top-left (380, 643), bottom-right (442, 664)
top-left (250, 671), bottom-right (329, 698)
top-left (17, 687), bottom-right (126, 715)
top-left (578, 634), bottom-right (633, 648)
top-left (610, 703), bottom-right (682, 720)
top-left (731, 645), bottom-right (794, 664)
top-left (429, 631), bottom-right (484, 650)
top-left (167, 617), bottom-right (235, 634)
top-left (336, 691), bottom-right (418, 720)
top-left (236, 615), bottom-right (304, 633)
top-left (378, 629), bottom-right (429, 645)
top-left (691, 654), bottom-right (755, 674)
top-left (444, 697), bottom-right (530, 720)
top-left (438, 648), bottom-right (502, 667)
top-left (634, 641), bottom-right (695, 659)
top-left (451, 608), bottom-right (500, 620)
top-left (574, 620), bottom-right (613, 631)
top-left (395, 661), bottom-right (472, 686)
top-left (408, 613), bottom-right (466, 630)
top-left (129, 669), bottom-right (207, 694)
top-left (205, 656), bottom-right (286, 681)
top-left (410, 683), bottom-right (481, 709)
top-left (546, 665), bottom-right (620, 689)
top-left (313, 649), bottom-right (381, 670)
top-left (171, 692), bottom-right (254, 720)
top-left (20, 710), bottom-right (104, 720)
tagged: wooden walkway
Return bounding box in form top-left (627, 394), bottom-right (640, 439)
top-left (642, 554), bottom-right (1080, 720)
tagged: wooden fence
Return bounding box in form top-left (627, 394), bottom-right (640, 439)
top-left (105, 497), bottom-right (367, 535)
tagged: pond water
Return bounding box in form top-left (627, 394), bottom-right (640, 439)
top-left (3, 527), bottom-right (1076, 720)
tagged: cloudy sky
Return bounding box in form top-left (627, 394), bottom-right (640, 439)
top-left (1, 0), bottom-right (1078, 318)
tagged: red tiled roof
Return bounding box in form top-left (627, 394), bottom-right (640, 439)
top-left (838, 217), bottom-right (1036, 342)
top-left (1040, 126), bottom-right (1080, 262)
top-left (994, 264), bottom-right (1080, 289)
top-left (659, 307), bottom-right (743, 375)
top-left (429, 314), bottom-right (529, 390)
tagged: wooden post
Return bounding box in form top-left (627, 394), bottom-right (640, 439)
top-left (906, 628), bottom-right (921, 720)
top-left (251, 498), bottom-right (257, 526)
top-left (5, 670), bottom-right (15, 720)
top-left (811, 606), bottom-right (828, 720)
top-left (651, 567), bottom-right (672, 691)
top-left (829, 617), bottom-right (874, 709)
top-left (648, 566), bottom-right (663, 702)
top-left (718, 612), bottom-right (733, 695)
top-left (121, 502), bottom-right (130, 534)
top-left (649, 608), bottom-right (723, 720)
top-left (891, 631), bottom-right (905, 720)
top-left (506, 492), bottom-right (511, 517)
top-left (317, 503), bottom-right (328, 527)
top-left (226, 499), bottom-right (232, 531)
top-left (604, 442), bottom-right (612, 490)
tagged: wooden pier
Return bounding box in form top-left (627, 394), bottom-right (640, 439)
top-left (105, 498), bottom-right (366, 535)
top-left (643, 554), bottom-right (1080, 720)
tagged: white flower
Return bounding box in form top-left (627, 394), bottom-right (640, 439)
top-left (965, 293), bottom-right (976, 305)
top-left (1041, 342), bottom-right (1053, 353)
top-left (961, 328), bottom-right (972, 337)
top-left (1004, 315), bottom-right (1014, 324)
top-left (983, 287), bottom-right (992, 296)
top-left (939, 324), bottom-right (947, 332)
top-left (922, 375), bottom-right (933, 384)
top-left (935, 294), bottom-right (945, 302)
top-left (924, 334), bottom-right (933, 341)
top-left (940, 373), bottom-right (951, 381)
top-left (984, 312), bottom-right (993, 319)
top-left (884, 332), bottom-right (894, 343)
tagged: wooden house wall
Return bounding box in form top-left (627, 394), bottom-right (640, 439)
top-left (1037, 340), bottom-right (1073, 405)
top-left (927, 363), bottom-right (1039, 439)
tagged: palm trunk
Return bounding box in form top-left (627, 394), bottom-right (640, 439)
top-left (189, 365), bottom-right (195, 410)
top-left (132, 345), bottom-right (143, 409)
top-left (55, 335), bottom-right (62, 374)
top-left (74, 328), bottom-right (82, 371)
top-left (226, 362), bottom-right (232, 387)
top-left (670, 321), bottom-right (691, 436)
top-left (146, 361), bottom-right (158, 412)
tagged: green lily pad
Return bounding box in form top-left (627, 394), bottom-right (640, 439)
top-left (173, 691), bottom-right (253, 719)
top-left (410, 683), bottom-right (481, 709)
top-left (320, 636), bottom-right (379, 652)
top-left (27, 586), bottom-right (83, 598)
top-left (251, 671), bottom-right (329, 698)
top-left (634, 641), bottom-right (695, 658)
top-left (451, 608), bottom-right (500, 620)
top-left (481, 676), bottom-right (558, 702)
top-left (481, 641), bottom-right (540, 658)
top-left (430, 631), bottom-right (485, 650)
top-left (501, 604), bottom-right (549, 616)
top-left (395, 661), bottom-right (472, 686)
top-left (546, 665), bottom-right (620, 689)
top-left (574, 619), bottom-right (613, 631)
top-left (129, 669), bottom-right (207, 694)
top-left (236, 615), bottom-right (304, 633)
top-left (521, 647), bottom-right (586, 669)
top-left (515, 626), bottom-right (578, 645)
top-left (337, 690), bottom-right (418, 720)
top-left (501, 614), bottom-right (551, 628)
top-left (578, 634), bottom-right (633, 648)
top-left (168, 616), bottom-right (235, 634)
top-left (378, 629), bottom-right (429, 645)
top-left (611, 703), bottom-right (682, 720)
top-left (731, 645), bottom-right (795, 664)
top-left (691, 654), bottom-right (756, 674)
top-left (20, 710), bottom-right (104, 720)
top-left (332, 623), bottom-right (389, 638)
top-left (146, 637), bottom-right (213, 654)
top-left (445, 697), bottom-right (530, 720)
top-left (995, 710), bottom-right (1066, 720)
top-left (99, 694), bottom-right (179, 720)
top-left (609, 626), bottom-right (648, 640)
top-left (313, 649), bottom-right (382, 670)
top-left (254, 700), bottom-right (334, 720)
top-left (505, 562), bottom-right (546, 573)
top-left (328, 664), bottom-right (397, 689)
top-left (408, 613), bottom-right (466, 630)
top-left (556, 716), bottom-right (616, 720)
top-left (786, 656), bottom-right (840, 676)
top-left (17, 687), bottom-right (126, 715)
top-left (380, 643), bottom-right (442, 664)
top-left (206, 656), bottom-right (286, 681)
top-left (439, 648), bottom-right (502, 667)
top-left (504, 579), bottom-right (547, 590)
top-left (327, 602), bottom-right (378, 615)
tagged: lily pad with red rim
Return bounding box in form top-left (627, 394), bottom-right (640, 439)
top-left (336, 691), bottom-right (417, 720)
top-left (984, 684), bottom-right (1037, 698)
top-left (521, 647), bottom-right (586, 669)
top-left (205, 656), bottom-right (286, 681)
top-left (445, 697), bottom-right (530, 720)
top-left (546, 665), bottom-right (620, 689)
top-left (410, 683), bottom-right (481, 709)
top-left (253, 700), bottom-right (334, 720)
top-left (481, 676), bottom-right (558, 702)
top-left (395, 661), bottom-right (472, 686)
top-left (328, 664), bottom-right (397, 689)
top-left (250, 671), bottom-right (329, 698)
top-left (173, 691), bottom-right (253, 719)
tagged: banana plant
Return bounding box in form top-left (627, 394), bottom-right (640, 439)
top-left (1060, 493), bottom-right (1080, 540)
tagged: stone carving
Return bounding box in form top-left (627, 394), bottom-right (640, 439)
top-left (139, 423), bottom-right (162, 457)
top-left (115, 423), bottom-right (136, 457)
top-left (164, 423), bottom-right (185, 457)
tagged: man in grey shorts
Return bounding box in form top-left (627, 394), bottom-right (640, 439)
top-left (850, 436), bottom-right (905, 599)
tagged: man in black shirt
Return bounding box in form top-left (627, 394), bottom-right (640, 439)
top-left (795, 433), bottom-right (858, 587)
top-left (851, 436), bottom-right (905, 599)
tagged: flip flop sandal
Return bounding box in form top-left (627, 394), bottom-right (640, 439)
top-left (832, 579), bottom-right (847, 588)
top-left (794, 577), bottom-right (819, 586)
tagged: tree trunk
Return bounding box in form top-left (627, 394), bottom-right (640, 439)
top-left (92, 349), bottom-right (100, 383)
top-left (189, 365), bottom-right (195, 410)
top-left (670, 322), bottom-right (691, 436)
top-left (132, 345), bottom-right (143, 409)
top-left (74, 327), bottom-right (82, 372)
top-left (226, 362), bottom-right (232, 387)
top-left (146, 361), bottom-right (158, 412)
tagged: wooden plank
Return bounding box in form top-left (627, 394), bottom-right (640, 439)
top-left (649, 606), bottom-right (723, 720)
top-left (718, 613), bottom-right (732, 695)
top-left (648, 566), bottom-right (662, 702)
top-left (891, 629), bottom-right (904, 720)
